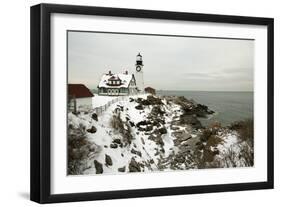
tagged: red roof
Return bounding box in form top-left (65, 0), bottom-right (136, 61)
top-left (68, 84), bottom-right (94, 98)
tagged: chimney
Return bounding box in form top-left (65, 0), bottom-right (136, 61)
top-left (124, 70), bottom-right (128, 75)
top-left (108, 70), bottom-right (112, 75)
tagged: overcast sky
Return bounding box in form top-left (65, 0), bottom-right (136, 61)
top-left (68, 31), bottom-right (254, 91)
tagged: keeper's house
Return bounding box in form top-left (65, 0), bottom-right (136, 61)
top-left (97, 71), bottom-right (138, 96)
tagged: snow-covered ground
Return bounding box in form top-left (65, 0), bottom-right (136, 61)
top-left (91, 95), bottom-right (117, 108)
top-left (68, 94), bottom-right (253, 175)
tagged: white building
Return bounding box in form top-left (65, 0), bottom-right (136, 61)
top-left (68, 84), bottom-right (94, 111)
top-left (97, 71), bottom-right (138, 96)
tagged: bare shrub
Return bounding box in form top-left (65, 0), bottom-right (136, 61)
top-left (110, 113), bottom-right (133, 145)
top-left (200, 124), bottom-right (220, 143)
top-left (239, 143), bottom-right (254, 167)
top-left (68, 124), bottom-right (96, 175)
top-left (229, 119), bottom-right (254, 146)
top-left (217, 143), bottom-right (253, 168)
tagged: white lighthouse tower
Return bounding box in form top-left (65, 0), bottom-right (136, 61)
top-left (135, 52), bottom-right (144, 92)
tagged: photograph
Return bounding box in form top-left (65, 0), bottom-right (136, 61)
top-left (67, 31), bottom-right (254, 175)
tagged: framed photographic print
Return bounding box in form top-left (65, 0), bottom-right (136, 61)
top-left (30, 3), bottom-right (274, 203)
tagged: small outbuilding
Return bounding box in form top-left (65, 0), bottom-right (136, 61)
top-left (144, 87), bottom-right (156, 95)
top-left (68, 84), bottom-right (94, 112)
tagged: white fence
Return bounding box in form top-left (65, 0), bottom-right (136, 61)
top-left (92, 96), bottom-right (127, 116)
top-left (69, 92), bottom-right (147, 115)
top-left (92, 92), bottom-right (148, 115)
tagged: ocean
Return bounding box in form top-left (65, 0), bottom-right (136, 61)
top-left (157, 91), bottom-right (253, 127)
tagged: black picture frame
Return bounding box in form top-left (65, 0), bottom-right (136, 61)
top-left (30, 3), bottom-right (274, 204)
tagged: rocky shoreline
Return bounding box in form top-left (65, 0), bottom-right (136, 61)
top-left (67, 94), bottom-right (253, 175)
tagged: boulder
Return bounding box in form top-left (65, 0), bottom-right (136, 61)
top-left (91, 113), bottom-right (98, 121)
top-left (159, 127), bottom-right (167, 134)
top-left (144, 125), bottom-right (153, 132)
top-left (135, 104), bottom-right (144, 110)
top-left (118, 166), bottom-right (126, 172)
top-left (136, 120), bottom-right (152, 127)
top-left (86, 126), bottom-right (97, 133)
top-left (131, 148), bottom-right (142, 157)
top-left (105, 154), bottom-right (113, 166)
top-left (113, 139), bottom-right (121, 145)
top-left (129, 121), bottom-right (135, 127)
top-left (94, 160), bottom-right (103, 174)
top-left (110, 143), bottom-right (118, 149)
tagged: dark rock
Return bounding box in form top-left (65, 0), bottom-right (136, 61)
top-left (86, 126), bottom-right (97, 133)
top-left (137, 120), bottom-right (153, 132)
top-left (129, 121), bottom-right (135, 127)
top-left (94, 160), bottom-right (103, 174)
top-left (113, 139), bottom-right (121, 145)
top-left (159, 127), bottom-right (167, 134)
top-left (118, 166), bottom-right (126, 172)
top-left (131, 148), bottom-right (142, 157)
top-left (136, 120), bottom-right (151, 127)
top-left (105, 154), bottom-right (113, 166)
top-left (140, 99), bottom-right (150, 105)
top-left (129, 98), bottom-right (134, 102)
top-left (129, 158), bottom-right (141, 172)
top-left (135, 104), bottom-right (144, 110)
top-left (91, 113), bottom-right (98, 121)
top-left (180, 114), bottom-right (202, 129)
top-left (146, 95), bottom-right (163, 105)
top-left (144, 125), bottom-right (153, 132)
top-left (110, 143), bottom-right (118, 148)
top-left (141, 137), bottom-right (145, 145)
top-left (213, 148), bottom-right (220, 155)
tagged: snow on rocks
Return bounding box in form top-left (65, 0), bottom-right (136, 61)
top-left (68, 94), bottom-right (253, 175)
